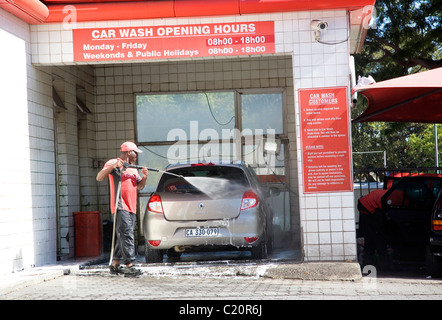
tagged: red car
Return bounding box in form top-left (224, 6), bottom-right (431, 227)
top-left (359, 176), bottom-right (442, 276)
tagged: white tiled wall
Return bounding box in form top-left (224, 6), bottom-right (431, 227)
top-left (0, 9), bottom-right (57, 274)
top-left (282, 11), bottom-right (356, 261)
top-left (51, 65), bottom-right (95, 257)
top-left (0, 8), bottom-right (357, 270)
top-left (0, 8), bottom-right (97, 274)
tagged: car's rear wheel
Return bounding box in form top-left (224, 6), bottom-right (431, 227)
top-left (426, 245), bottom-right (442, 277)
top-left (251, 238), bottom-right (267, 260)
top-left (145, 243), bottom-right (163, 263)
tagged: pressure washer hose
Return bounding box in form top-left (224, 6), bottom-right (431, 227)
top-left (108, 179), bottom-right (121, 266)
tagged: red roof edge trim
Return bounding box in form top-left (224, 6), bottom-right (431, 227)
top-left (0, 0), bottom-right (49, 24)
top-left (17, 0), bottom-right (377, 24)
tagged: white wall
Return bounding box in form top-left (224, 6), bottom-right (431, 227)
top-left (0, 8), bottom-right (97, 274)
top-left (0, 9), bottom-right (57, 274)
top-left (51, 65), bottom-right (96, 258)
top-left (289, 11), bottom-right (356, 261)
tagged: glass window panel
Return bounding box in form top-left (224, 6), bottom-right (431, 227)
top-left (136, 92), bottom-right (235, 142)
top-left (241, 93), bottom-right (283, 134)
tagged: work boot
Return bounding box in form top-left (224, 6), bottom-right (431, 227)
top-left (124, 265), bottom-right (143, 277)
top-left (109, 264), bottom-right (124, 275)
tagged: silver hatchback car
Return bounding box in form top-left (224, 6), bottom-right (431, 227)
top-left (143, 162), bottom-right (276, 263)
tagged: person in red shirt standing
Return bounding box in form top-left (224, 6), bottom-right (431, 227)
top-left (358, 189), bottom-right (390, 269)
top-left (97, 141), bottom-right (148, 277)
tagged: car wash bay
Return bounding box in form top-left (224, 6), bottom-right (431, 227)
top-left (50, 54), bottom-right (301, 259)
top-left (0, 0), bottom-right (374, 273)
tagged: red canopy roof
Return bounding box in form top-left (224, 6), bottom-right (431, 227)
top-left (352, 67), bottom-right (442, 123)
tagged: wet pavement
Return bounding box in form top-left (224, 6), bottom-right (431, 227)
top-left (1, 262), bottom-right (442, 301)
top-left (1, 248), bottom-right (442, 301)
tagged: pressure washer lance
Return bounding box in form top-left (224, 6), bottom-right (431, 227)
top-left (122, 162), bottom-right (184, 178)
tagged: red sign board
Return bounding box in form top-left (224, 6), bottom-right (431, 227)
top-left (299, 87), bottom-right (353, 193)
top-left (73, 21), bottom-right (275, 62)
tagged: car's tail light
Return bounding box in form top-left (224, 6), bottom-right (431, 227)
top-left (241, 191), bottom-right (259, 210)
top-left (244, 237), bottom-right (258, 243)
top-left (432, 220), bottom-right (442, 231)
top-left (148, 240), bottom-right (161, 247)
top-left (148, 194), bottom-right (163, 214)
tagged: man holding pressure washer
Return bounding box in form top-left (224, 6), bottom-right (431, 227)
top-left (97, 141), bottom-right (148, 277)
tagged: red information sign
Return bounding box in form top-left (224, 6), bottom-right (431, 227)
top-left (299, 87), bottom-right (352, 193)
top-left (73, 21), bottom-right (274, 62)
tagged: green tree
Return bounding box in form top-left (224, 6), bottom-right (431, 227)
top-left (352, 0), bottom-right (442, 169)
top-left (407, 124), bottom-right (442, 167)
top-left (356, 0), bottom-right (442, 77)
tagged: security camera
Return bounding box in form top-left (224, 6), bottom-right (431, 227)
top-left (311, 20), bottom-right (328, 31)
top-left (311, 20), bottom-right (328, 41)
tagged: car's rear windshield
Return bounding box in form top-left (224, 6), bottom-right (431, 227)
top-left (156, 165), bottom-right (249, 193)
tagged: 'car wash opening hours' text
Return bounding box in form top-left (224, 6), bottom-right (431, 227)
top-left (73, 21), bottom-right (275, 62)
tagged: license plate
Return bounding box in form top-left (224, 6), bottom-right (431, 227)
top-left (185, 227), bottom-right (219, 237)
